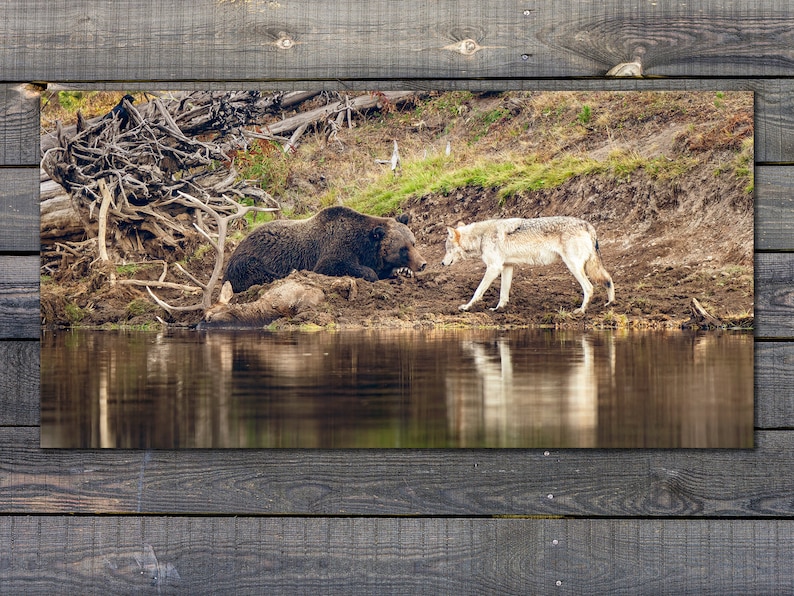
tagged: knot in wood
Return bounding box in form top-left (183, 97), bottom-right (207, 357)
top-left (459, 39), bottom-right (479, 56)
top-left (276, 36), bottom-right (295, 50)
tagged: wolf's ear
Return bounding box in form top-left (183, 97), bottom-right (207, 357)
top-left (446, 227), bottom-right (461, 243)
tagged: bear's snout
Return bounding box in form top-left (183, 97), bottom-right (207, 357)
top-left (409, 249), bottom-right (427, 273)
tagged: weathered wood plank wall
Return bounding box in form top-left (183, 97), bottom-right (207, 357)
top-left (2, 0), bottom-right (793, 593)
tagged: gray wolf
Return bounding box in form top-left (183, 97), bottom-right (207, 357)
top-left (441, 216), bottom-right (615, 313)
top-left (224, 206), bottom-right (427, 292)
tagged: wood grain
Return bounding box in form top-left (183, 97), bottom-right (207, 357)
top-left (0, 428), bottom-right (791, 516)
top-left (0, 168), bottom-right (42, 252)
top-left (3, 1), bottom-right (794, 82)
top-left (0, 257), bottom-right (39, 340)
top-left (756, 342), bottom-right (794, 429)
top-left (756, 166), bottom-right (794, 251)
top-left (754, 80), bottom-right (794, 163)
top-left (0, 85), bottom-right (40, 166)
top-left (0, 341), bottom-right (39, 426)
top-left (755, 253), bottom-right (794, 338)
top-left (0, 516), bottom-right (792, 594)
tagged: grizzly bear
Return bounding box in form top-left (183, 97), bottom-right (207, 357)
top-left (223, 206), bottom-right (427, 292)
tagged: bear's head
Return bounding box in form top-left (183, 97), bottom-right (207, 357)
top-left (373, 215), bottom-right (427, 279)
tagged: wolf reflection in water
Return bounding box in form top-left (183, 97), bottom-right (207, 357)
top-left (447, 335), bottom-right (600, 448)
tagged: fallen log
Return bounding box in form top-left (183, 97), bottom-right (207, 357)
top-left (690, 297), bottom-right (723, 328)
top-left (41, 193), bottom-right (86, 240)
top-left (258, 91), bottom-right (416, 137)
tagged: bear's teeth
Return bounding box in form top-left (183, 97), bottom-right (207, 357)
top-left (393, 267), bottom-right (414, 278)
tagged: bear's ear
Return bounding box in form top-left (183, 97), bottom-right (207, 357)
top-left (395, 213), bottom-right (410, 224)
top-left (371, 225), bottom-right (386, 240)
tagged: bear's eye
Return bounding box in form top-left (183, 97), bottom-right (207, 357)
top-left (400, 247), bottom-right (408, 257)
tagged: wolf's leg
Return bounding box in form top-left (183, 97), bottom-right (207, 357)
top-left (460, 265), bottom-right (502, 311)
top-left (491, 265), bottom-right (514, 311)
top-left (562, 257), bottom-right (594, 314)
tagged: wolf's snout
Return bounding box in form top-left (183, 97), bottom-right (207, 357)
top-left (418, 262), bottom-right (427, 272)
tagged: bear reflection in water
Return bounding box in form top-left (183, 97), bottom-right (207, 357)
top-left (223, 206), bottom-right (427, 293)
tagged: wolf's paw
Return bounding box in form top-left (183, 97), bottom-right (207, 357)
top-left (392, 267), bottom-right (414, 278)
top-left (458, 304), bottom-right (471, 312)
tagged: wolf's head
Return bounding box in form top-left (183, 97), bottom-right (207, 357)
top-left (441, 226), bottom-right (467, 267)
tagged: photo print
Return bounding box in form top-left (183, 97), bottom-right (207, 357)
top-left (40, 90), bottom-right (754, 448)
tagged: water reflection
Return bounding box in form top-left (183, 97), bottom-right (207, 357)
top-left (40, 328), bottom-right (753, 449)
top-left (447, 335), bottom-right (599, 447)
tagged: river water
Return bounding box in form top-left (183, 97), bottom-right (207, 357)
top-left (40, 328), bottom-right (753, 449)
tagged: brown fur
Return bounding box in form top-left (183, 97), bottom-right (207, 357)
top-left (224, 206), bottom-right (426, 292)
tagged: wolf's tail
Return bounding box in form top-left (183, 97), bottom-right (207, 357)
top-left (585, 233), bottom-right (615, 305)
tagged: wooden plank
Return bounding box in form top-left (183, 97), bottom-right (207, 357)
top-left (756, 166), bottom-right (794, 251)
top-left (0, 256), bottom-right (39, 340)
top-left (756, 342), bottom-right (794, 429)
top-left (0, 87), bottom-right (41, 253)
top-left (3, 428), bottom-right (793, 516)
top-left (0, 85), bottom-right (40, 166)
top-left (3, 1), bottom-right (794, 82)
top-left (49, 79), bottom-right (762, 93)
top-left (754, 80), bottom-right (794, 163)
top-left (0, 341), bottom-right (39, 426)
top-left (0, 516), bottom-right (792, 594)
top-left (0, 168), bottom-right (42, 253)
top-left (756, 253), bottom-right (794, 338)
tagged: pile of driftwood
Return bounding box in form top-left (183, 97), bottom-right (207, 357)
top-left (40, 90), bottom-right (418, 314)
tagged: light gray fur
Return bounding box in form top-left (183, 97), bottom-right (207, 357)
top-left (441, 216), bottom-right (615, 313)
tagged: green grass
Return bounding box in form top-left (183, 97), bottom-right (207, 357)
top-left (115, 263), bottom-right (140, 276)
top-left (712, 137), bottom-right (754, 194)
top-left (126, 299), bottom-right (155, 317)
top-left (471, 107), bottom-right (512, 142)
top-left (735, 137), bottom-right (755, 193)
top-left (65, 302), bottom-right (85, 324)
top-left (342, 149), bottom-right (695, 215)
